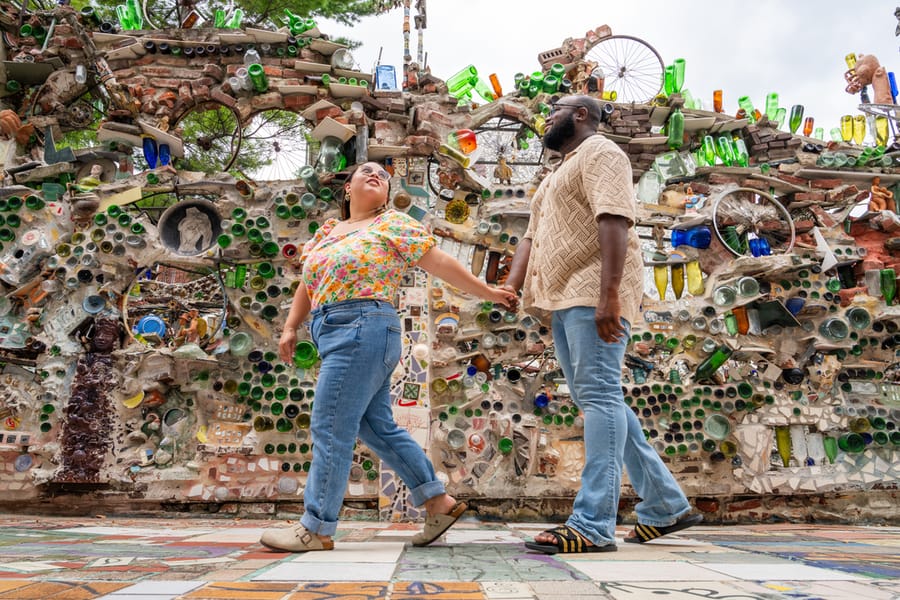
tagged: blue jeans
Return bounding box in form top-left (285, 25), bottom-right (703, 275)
top-left (551, 306), bottom-right (691, 546)
top-left (301, 299), bottom-right (446, 536)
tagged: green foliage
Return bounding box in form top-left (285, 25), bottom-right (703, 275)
top-left (85, 0), bottom-right (399, 28)
top-left (172, 105), bottom-right (310, 177)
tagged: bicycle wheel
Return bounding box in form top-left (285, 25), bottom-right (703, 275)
top-left (473, 116), bottom-right (544, 185)
top-left (170, 101), bottom-right (242, 174)
top-left (711, 187), bottom-right (795, 257)
top-left (584, 35), bottom-right (664, 104)
top-left (241, 109), bottom-right (311, 181)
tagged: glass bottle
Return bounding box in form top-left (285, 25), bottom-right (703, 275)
top-left (774, 426), bottom-right (792, 467)
top-left (712, 284), bottom-right (736, 306)
top-left (737, 96), bottom-right (756, 123)
top-left (712, 89), bottom-right (723, 113)
top-left (671, 264), bottom-right (684, 299)
top-left (789, 425), bottom-right (808, 465)
top-left (733, 138), bottom-right (749, 167)
top-left (764, 92), bottom-right (779, 119)
top-left (293, 340), bottom-right (319, 369)
top-left (773, 107), bottom-right (787, 129)
top-left (840, 115), bottom-right (853, 142)
top-left (806, 432), bottom-right (825, 465)
top-left (671, 226), bottom-right (711, 249)
top-left (672, 58), bottom-right (686, 93)
top-left (702, 135), bottom-right (717, 166)
top-left (837, 432), bottom-right (865, 453)
top-left (875, 115), bottom-right (889, 147)
top-left (447, 65), bottom-right (478, 96)
top-left (248, 64), bottom-right (269, 93)
top-left (803, 117), bottom-right (815, 137)
top-left (686, 261), bottom-right (704, 295)
top-left (732, 305), bottom-right (750, 335)
top-left (823, 436), bottom-right (838, 464)
top-left (653, 265), bottom-right (668, 300)
top-left (881, 269), bottom-right (896, 305)
top-left (716, 136), bottom-right (734, 166)
top-left (667, 107), bottom-right (684, 150)
top-left (819, 318), bottom-right (849, 341)
top-left (663, 65), bottom-right (675, 95)
top-left (694, 345), bottom-right (733, 381)
top-left (852, 115), bottom-right (866, 145)
top-left (846, 307), bottom-right (871, 330)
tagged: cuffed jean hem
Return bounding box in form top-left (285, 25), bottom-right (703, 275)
top-left (638, 505), bottom-right (692, 528)
top-left (300, 512), bottom-right (337, 537)
top-left (408, 480), bottom-right (447, 507)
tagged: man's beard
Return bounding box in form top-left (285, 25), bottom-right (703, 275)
top-left (542, 113), bottom-right (576, 152)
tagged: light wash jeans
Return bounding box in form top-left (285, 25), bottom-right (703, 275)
top-left (301, 299), bottom-right (445, 536)
top-left (551, 306), bottom-right (691, 546)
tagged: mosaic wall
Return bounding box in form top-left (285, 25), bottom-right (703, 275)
top-left (0, 3), bottom-right (897, 520)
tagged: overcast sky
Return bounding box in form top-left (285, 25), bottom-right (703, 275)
top-left (319, 1), bottom-right (898, 139)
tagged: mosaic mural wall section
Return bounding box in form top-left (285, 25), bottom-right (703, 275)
top-left (0, 3), bottom-right (897, 521)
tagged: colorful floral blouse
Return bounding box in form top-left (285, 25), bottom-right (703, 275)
top-left (301, 210), bottom-right (435, 308)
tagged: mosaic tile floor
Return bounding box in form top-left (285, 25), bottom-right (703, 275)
top-left (0, 515), bottom-right (896, 599)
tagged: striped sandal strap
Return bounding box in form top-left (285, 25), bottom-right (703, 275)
top-left (546, 525), bottom-right (589, 552)
top-left (633, 522), bottom-right (663, 542)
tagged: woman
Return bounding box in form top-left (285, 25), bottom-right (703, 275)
top-left (260, 162), bottom-right (516, 552)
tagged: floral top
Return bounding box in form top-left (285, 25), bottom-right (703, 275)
top-left (301, 210), bottom-right (436, 308)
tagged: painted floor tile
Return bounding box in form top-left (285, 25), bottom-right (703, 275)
top-left (253, 562), bottom-right (396, 581)
top-left (699, 561), bottom-right (860, 581)
top-left (563, 560), bottom-right (732, 582)
top-left (600, 580), bottom-right (781, 599)
top-left (284, 582), bottom-right (389, 599)
top-left (179, 581), bottom-right (296, 599)
top-left (391, 581), bottom-right (484, 599)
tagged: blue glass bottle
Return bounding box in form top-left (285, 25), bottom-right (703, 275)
top-left (671, 226), bottom-right (711, 249)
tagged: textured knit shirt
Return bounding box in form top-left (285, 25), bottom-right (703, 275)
top-left (522, 134), bottom-right (643, 327)
top-left (301, 210), bottom-right (435, 308)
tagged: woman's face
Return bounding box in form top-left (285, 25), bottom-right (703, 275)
top-left (345, 162), bottom-right (390, 209)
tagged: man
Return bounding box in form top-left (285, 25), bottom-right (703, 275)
top-left (502, 95), bottom-right (701, 554)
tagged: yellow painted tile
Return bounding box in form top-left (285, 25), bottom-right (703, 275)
top-left (181, 581), bottom-right (296, 599)
top-left (47, 582), bottom-right (133, 600)
top-left (285, 582), bottom-right (390, 599)
top-left (391, 581), bottom-right (484, 600)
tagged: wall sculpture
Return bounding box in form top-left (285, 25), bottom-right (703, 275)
top-left (0, 3), bottom-right (897, 523)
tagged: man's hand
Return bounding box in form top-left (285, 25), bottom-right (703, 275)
top-left (595, 290), bottom-right (625, 343)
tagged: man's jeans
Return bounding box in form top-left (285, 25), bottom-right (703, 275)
top-left (551, 306), bottom-right (691, 545)
top-left (301, 299), bottom-right (445, 536)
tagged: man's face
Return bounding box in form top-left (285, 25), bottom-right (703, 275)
top-left (543, 105), bottom-right (578, 152)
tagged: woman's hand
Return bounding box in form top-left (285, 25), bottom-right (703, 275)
top-left (488, 286), bottom-right (519, 310)
top-left (498, 284), bottom-right (520, 312)
top-left (278, 328), bottom-right (298, 364)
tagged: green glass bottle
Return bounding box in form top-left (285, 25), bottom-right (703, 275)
top-left (248, 64), bottom-right (269, 93)
top-left (716, 136), bottom-right (735, 166)
top-left (694, 345), bottom-right (733, 382)
top-left (666, 107), bottom-right (684, 150)
top-left (737, 96), bottom-right (756, 123)
top-left (788, 104), bottom-right (804, 134)
top-left (881, 269), bottom-right (896, 305)
top-left (764, 92), bottom-right (779, 120)
top-left (293, 340), bottom-right (319, 369)
top-left (701, 135), bottom-right (717, 166)
top-left (732, 138), bottom-right (749, 167)
top-left (838, 432), bottom-right (865, 453)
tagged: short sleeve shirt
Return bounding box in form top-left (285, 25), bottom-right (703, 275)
top-left (301, 210), bottom-right (436, 308)
top-left (522, 134), bottom-right (643, 327)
